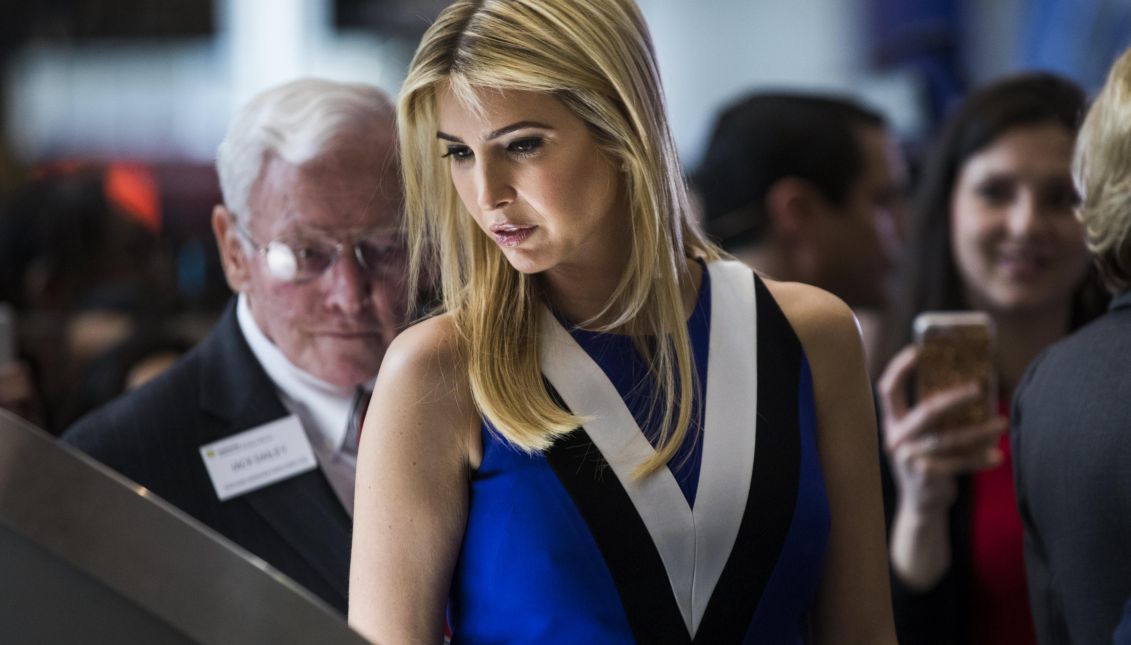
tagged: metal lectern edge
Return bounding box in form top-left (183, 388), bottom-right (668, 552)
top-left (0, 409), bottom-right (370, 645)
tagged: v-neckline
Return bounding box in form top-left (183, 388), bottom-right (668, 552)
top-left (539, 259), bottom-right (758, 637)
top-left (564, 266), bottom-right (711, 506)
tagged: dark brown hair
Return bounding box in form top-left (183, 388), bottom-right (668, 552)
top-left (885, 72), bottom-right (1108, 362)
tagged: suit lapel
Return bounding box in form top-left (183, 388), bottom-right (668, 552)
top-left (196, 301), bottom-right (352, 601)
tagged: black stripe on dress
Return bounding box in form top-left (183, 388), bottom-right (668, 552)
top-left (544, 384), bottom-right (693, 645)
top-left (693, 274), bottom-right (803, 642)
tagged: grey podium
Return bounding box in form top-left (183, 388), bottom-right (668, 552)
top-left (0, 409), bottom-right (369, 644)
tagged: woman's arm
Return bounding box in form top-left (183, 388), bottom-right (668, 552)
top-left (766, 280), bottom-right (897, 645)
top-left (877, 345), bottom-right (1003, 591)
top-left (348, 314), bottom-right (480, 643)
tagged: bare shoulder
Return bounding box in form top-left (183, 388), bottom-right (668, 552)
top-left (350, 313), bottom-right (478, 639)
top-left (762, 279), bottom-right (862, 363)
top-left (762, 283), bottom-right (894, 642)
top-left (371, 312), bottom-right (478, 450)
top-left (378, 312), bottom-right (470, 401)
top-left (383, 312), bottom-right (464, 368)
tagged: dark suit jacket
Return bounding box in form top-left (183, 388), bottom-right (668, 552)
top-left (63, 300), bottom-right (353, 614)
top-left (1012, 289), bottom-right (1131, 645)
top-left (1116, 597), bottom-right (1131, 645)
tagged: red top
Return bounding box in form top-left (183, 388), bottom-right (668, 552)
top-left (969, 402), bottom-right (1036, 645)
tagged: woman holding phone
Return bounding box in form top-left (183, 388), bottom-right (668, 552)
top-left (347, 0), bottom-right (897, 643)
top-left (878, 73), bottom-right (1107, 644)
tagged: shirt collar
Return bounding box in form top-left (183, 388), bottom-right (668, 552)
top-left (236, 293), bottom-right (364, 449)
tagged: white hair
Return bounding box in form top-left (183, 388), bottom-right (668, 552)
top-left (216, 77), bottom-right (395, 226)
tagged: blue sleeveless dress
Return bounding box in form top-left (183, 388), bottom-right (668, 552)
top-left (449, 261), bottom-right (829, 643)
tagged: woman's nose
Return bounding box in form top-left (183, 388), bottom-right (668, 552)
top-left (475, 159), bottom-right (515, 211)
top-left (1006, 191), bottom-right (1040, 237)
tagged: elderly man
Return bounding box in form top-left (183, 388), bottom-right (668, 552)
top-left (63, 78), bottom-right (405, 615)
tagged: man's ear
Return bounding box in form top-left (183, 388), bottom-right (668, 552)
top-left (212, 205), bottom-right (251, 293)
top-left (764, 177), bottom-right (824, 241)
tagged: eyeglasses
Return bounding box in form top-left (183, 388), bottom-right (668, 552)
top-left (231, 216), bottom-right (405, 284)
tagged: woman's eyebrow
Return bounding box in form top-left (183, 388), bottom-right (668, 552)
top-left (436, 120), bottom-right (554, 144)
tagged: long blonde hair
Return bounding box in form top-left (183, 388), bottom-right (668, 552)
top-left (399, 0), bottom-right (721, 476)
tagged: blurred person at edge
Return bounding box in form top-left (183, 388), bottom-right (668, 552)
top-left (692, 93), bottom-right (907, 372)
top-left (63, 78), bottom-right (407, 615)
top-left (877, 73), bottom-right (1108, 645)
top-left (1012, 47), bottom-right (1131, 645)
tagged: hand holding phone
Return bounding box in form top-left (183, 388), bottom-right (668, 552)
top-left (913, 311), bottom-right (996, 430)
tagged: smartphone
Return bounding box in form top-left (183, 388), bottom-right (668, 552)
top-left (913, 311), bottom-right (996, 430)
top-left (0, 303), bottom-right (15, 365)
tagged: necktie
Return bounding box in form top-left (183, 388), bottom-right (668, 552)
top-left (341, 387), bottom-right (371, 457)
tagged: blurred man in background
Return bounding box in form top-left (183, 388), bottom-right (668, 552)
top-left (692, 93), bottom-right (907, 368)
top-left (63, 78), bottom-right (406, 615)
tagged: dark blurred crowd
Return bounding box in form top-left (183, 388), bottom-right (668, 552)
top-left (0, 161), bottom-right (227, 432)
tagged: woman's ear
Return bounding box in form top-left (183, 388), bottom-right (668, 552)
top-left (212, 205), bottom-right (252, 293)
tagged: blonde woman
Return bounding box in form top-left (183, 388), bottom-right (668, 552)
top-left (348, 0), bottom-right (896, 642)
top-left (1012, 47), bottom-right (1131, 645)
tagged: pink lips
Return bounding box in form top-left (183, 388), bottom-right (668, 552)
top-left (490, 223), bottom-right (537, 248)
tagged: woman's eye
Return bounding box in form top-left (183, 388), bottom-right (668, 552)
top-left (508, 137), bottom-right (544, 156)
top-left (975, 181), bottom-right (1014, 205)
top-left (441, 145), bottom-right (473, 162)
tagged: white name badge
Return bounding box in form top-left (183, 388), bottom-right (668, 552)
top-left (199, 415), bottom-right (318, 501)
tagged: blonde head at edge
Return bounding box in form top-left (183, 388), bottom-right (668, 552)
top-left (1075, 46), bottom-right (1131, 294)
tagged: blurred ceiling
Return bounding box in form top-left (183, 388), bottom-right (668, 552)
top-left (0, 1), bottom-right (213, 47)
top-left (0, 0), bottom-right (456, 54)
